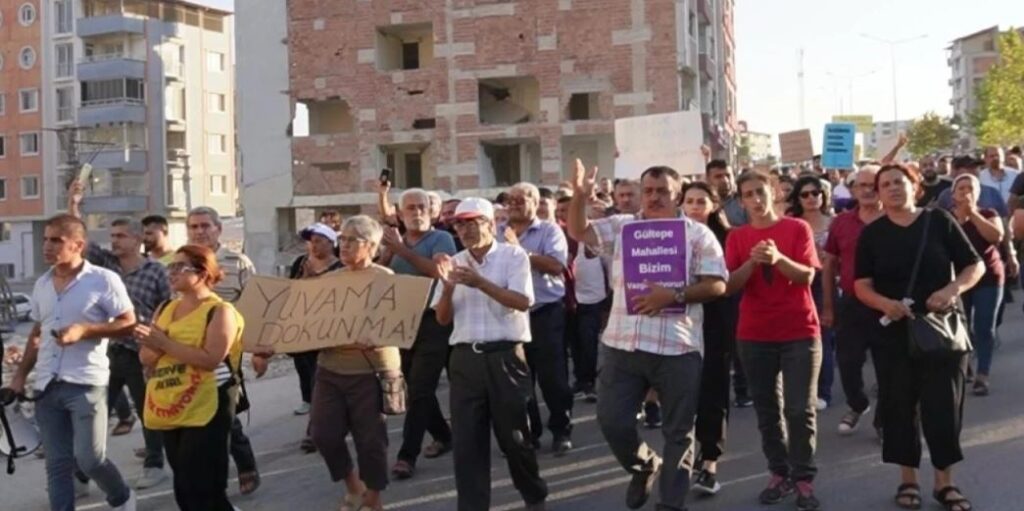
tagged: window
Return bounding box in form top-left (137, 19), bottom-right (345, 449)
top-left (19, 133), bottom-right (39, 156)
top-left (19, 89), bottom-right (38, 113)
top-left (209, 175), bottom-right (227, 195)
top-left (0, 223), bottom-right (9, 241)
top-left (0, 265), bottom-right (13, 278)
top-left (81, 79), bottom-right (145, 104)
top-left (0, 179), bottom-right (6, 200)
top-left (0, 54), bottom-right (4, 71)
top-left (19, 2), bottom-right (36, 26)
top-left (56, 43), bottom-right (73, 78)
top-left (208, 93), bottom-right (226, 112)
top-left (55, 0), bottom-right (72, 33)
top-left (21, 176), bottom-right (39, 198)
top-left (203, 13), bottom-right (224, 33)
top-left (56, 87), bottom-right (74, 122)
top-left (0, 94), bottom-right (5, 115)
top-left (568, 93), bottom-right (598, 121)
top-left (375, 23), bottom-right (434, 71)
top-left (19, 46), bottom-right (36, 70)
top-left (206, 51), bottom-right (225, 72)
top-left (0, 136), bottom-right (5, 157)
top-left (208, 134), bottom-right (227, 154)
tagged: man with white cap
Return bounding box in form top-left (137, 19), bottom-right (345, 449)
top-left (433, 197), bottom-right (548, 511)
top-left (286, 223), bottom-right (343, 451)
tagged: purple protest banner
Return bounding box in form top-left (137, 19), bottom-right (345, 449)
top-left (620, 219), bottom-right (688, 315)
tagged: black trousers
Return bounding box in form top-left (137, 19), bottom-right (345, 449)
top-left (571, 302), bottom-right (604, 386)
top-left (108, 345), bottom-right (165, 469)
top-left (876, 321), bottom-right (968, 470)
top-left (397, 310), bottom-right (453, 464)
top-left (229, 416), bottom-right (257, 474)
top-left (164, 386), bottom-right (235, 511)
top-left (835, 295), bottom-right (884, 428)
top-left (291, 351), bottom-right (319, 404)
top-left (695, 296), bottom-right (737, 463)
top-left (525, 302), bottom-right (574, 440)
top-left (449, 343), bottom-right (548, 511)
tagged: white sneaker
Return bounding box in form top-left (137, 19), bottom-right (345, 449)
top-left (293, 402), bottom-right (311, 416)
top-left (815, 398), bottom-right (828, 411)
top-left (74, 479), bottom-right (90, 499)
top-left (135, 467), bottom-right (167, 490)
top-left (113, 490), bottom-right (137, 511)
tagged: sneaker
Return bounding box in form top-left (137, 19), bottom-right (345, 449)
top-left (552, 436), bottom-right (572, 457)
top-left (734, 396), bottom-right (754, 408)
top-left (815, 398), bottom-right (828, 411)
top-left (583, 385), bottom-right (598, 404)
top-left (642, 401), bottom-right (662, 429)
top-left (571, 381), bottom-right (586, 396)
top-left (113, 490), bottom-right (137, 511)
top-left (795, 480), bottom-right (821, 511)
top-left (135, 467), bottom-right (167, 490)
top-left (625, 455), bottom-right (662, 509)
top-left (293, 402), bottom-right (311, 416)
top-left (692, 469), bottom-right (721, 496)
top-left (74, 479), bottom-right (90, 499)
top-left (758, 474), bottom-right (794, 505)
top-left (837, 406), bottom-right (870, 436)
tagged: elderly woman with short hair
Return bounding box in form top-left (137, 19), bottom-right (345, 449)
top-left (309, 215), bottom-right (402, 511)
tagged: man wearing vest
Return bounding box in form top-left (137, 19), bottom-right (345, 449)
top-left (185, 206), bottom-right (261, 495)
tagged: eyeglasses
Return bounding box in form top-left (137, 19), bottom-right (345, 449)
top-left (167, 262), bottom-right (199, 275)
top-left (800, 190), bottom-right (823, 199)
top-left (338, 236), bottom-right (368, 246)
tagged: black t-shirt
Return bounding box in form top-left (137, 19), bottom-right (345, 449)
top-left (917, 178), bottom-right (951, 207)
top-left (855, 208), bottom-right (980, 313)
top-left (1010, 172), bottom-right (1024, 197)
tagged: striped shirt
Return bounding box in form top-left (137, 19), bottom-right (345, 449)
top-left (590, 214), bottom-right (728, 356)
top-left (214, 245), bottom-right (255, 303)
top-left (431, 241), bottom-right (534, 345)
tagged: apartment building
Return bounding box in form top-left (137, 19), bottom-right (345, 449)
top-left (947, 25), bottom-right (1024, 150)
top-left (0, 0), bottom-right (45, 281)
top-left (239, 0), bottom-right (739, 273)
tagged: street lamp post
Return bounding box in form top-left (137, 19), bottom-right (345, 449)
top-left (860, 33), bottom-right (928, 123)
top-left (827, 70), bottom-right (878, 113)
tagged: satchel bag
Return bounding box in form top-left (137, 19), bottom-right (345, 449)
top-left (360, 351), bottom-right (407, 415)
top-left (903, 210), bottom-right (973, 358)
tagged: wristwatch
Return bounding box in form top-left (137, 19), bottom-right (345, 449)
top-left (673, 287), bottom-right (687, 305)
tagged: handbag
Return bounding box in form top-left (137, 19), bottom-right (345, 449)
top-left (360, 351), bottom-right (407, 415)
top-left (903, 210), bottom-right (973, 358)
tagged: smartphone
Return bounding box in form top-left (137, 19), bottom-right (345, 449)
top-left (379, 168), bottom-right (391, 184)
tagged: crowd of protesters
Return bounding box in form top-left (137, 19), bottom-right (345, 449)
top-left (4, 138), bottom-right (1020, 511)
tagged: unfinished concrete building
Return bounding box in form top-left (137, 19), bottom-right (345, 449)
top-left (238, 0), bottom-right (738, 274)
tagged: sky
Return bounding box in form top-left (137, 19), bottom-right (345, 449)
top-left (735, 0), bottom-right (1022, 151)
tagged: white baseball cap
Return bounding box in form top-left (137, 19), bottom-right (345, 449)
top-left (300, 222), bottom-right (338, 246)
top-left (453, 197), bottom-right (494, 220)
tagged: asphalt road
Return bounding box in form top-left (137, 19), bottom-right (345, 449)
top-left (3, 312), bottom-right (1024, 510)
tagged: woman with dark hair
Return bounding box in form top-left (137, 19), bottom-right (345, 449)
top-left (855, 164), bottom-right (983, 511)
top-left (134, 245), bottom-right (245, 511)
top-left (680, 181), bottom-right (737, 496)
top-left (771, 174), bottom-right (795, 217)
top-left (788, 176), bottom-right (837, 410)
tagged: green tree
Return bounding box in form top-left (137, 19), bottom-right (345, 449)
top-left (905, 112), bottom-right (957, 157)
top-left (973, 29), bottom-right (1024, 147)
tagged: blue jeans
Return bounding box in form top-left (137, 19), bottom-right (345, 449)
top-left (811, 275), bottom-right (835, 403)
top-left (963, 284), bottom-right (1003, 376)
top-left (36, 382), bottom-right (130, 511)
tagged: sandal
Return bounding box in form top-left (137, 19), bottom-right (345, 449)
top-left (391, 460), bottom-right (414, 480)
top-left (300, 437), bottom-right (317, 454)
top-left (894, 482), bottom-right (921, 510)
top-left (422, 440), bottom-right (451, 459)
top-left (339, 492), bottom-right (362, 511)
top-left (971, 380), bottom-right (989, 397)
top-left (111, 417), bottom-right (136, 436)
top-left (933, 486), bottom-right (972, 511)
top-left (239, 470), bottom-right (261, 495)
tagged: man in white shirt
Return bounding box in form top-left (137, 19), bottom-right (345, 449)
top-left (433, 198), bottom-right (547, 511)
top-left (7, 214), bottom-right (138, 511)
top-left (979, 146), bottom-right (1019, 203)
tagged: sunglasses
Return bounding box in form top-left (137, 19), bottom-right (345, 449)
top-left (799, 190), bottom-right (823, 199)
top-left (167, 262), bottom-right (200, 275)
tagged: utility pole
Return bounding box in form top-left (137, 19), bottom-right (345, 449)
top-left (860, 33), bottom-right (927, 123)
top-left (798, 48), bottom-right (806, 128)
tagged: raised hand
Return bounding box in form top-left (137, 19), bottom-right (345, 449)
top-left (572, 158), bottom-right (598, 199)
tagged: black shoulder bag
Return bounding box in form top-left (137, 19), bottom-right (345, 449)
top-left (904, 210), bottom-right (973, 358)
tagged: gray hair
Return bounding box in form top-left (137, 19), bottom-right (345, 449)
top-left (399, 188), bottom-right (431, 208)
top-left (510, 182), bottom-right (540, 202)
top-left (341, 214), bottom-right (383, 246)
top-left (187, 206), bottom-right (222, 228)
top-left (426, 191), bottom-right (442, 215)
top-left (110, 217), bottom-right (143, 236)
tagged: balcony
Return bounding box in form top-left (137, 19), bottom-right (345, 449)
top-left (89, 148), bottom-right (147, 172)
top-left (78, 55), bottom-right (145, 81)
top-left (79, 98), bottom-right (146, 126)
top-left (77, 14), bottom-right (144, 38)
top-left (79, 194), bottom-right (148, 214)
top-left (698, 54), bottom-right (713, 80)
top-left (164, 61), bottom-right (183, 80)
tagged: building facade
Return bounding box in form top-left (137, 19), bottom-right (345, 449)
top-left (866, 119), bottom-right (912, 161)
top-left (736, 121), bottom-right (771, 166)
top-left (0, 0), bottom-right (236, 282)
top-left (240, 0), bottom-right (738, 274)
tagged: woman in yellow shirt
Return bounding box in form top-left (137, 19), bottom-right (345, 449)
top-left (134, 245), bottom-right (243, 511)
top-left (310, 215), bottom-right (401, 511)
